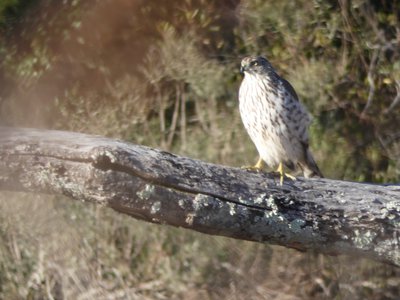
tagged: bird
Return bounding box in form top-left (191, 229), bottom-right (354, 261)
top-left (238, 55), bottom-right (323, 185)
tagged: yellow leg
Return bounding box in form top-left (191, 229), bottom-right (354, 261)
top-left (254, 157), bottom-right (265, 169)
top-left (276, 162), bottom-right (296, 185)
top-left (242, 157), bottom-right (265, 171)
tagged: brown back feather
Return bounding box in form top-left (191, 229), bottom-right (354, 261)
top-left (281, 78), bottom-right (299, 101)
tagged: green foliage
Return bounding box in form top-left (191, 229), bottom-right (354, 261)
top-left (0, 0), bottom-right (399, 299)
top-left (237, 0), bottom-right (400, 183)
top-left (0, 0), bottom-right (20, 24)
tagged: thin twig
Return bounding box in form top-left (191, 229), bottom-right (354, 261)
top-left (166, 84), bottom-right (181, 149)
top-left (384, 79), bottom-right (400, 114)
top-left (361, 47), bottom-right (380, 117)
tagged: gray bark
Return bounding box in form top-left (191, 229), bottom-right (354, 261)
top-left (0, 127), bottom-right (399, 266)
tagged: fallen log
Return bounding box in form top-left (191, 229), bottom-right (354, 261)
top-left (0, 127), bottom-right (399, 266)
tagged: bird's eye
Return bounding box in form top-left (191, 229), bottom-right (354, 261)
top-left (250, 61), bottom-right (259, 66)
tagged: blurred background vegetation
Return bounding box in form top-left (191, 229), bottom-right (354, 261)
top-left (0, 0), bottom-right (399, 299)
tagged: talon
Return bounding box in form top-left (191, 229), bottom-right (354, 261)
top-left (285, 173), bottom-right (297, 181)
top-left (242, 157), bottom-right (265, 171)
top-left (276, 162), bottom-right (296, 185)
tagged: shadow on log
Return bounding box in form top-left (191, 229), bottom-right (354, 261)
top-left (0, 127), bottom-right (399, 266)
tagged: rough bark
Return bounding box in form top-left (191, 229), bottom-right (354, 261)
top-left (0, 127), bottom-right (399, 266)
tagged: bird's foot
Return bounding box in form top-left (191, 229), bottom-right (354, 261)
top-left (242, 157), bottom-right (265, 172)
top-left (276, 162), bottom-right (296, 185)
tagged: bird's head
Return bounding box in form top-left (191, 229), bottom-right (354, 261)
top-left (240, 56), bottom-right (274, 75)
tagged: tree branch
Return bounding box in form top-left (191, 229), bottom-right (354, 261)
top-left (0, 127), bottom-right (399, 266)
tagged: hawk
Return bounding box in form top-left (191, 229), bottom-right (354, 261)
top-left (238, 55), bottom-right (323, 184)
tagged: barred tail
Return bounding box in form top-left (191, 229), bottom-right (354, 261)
top-left (298, 149), bottom-right (323, 178)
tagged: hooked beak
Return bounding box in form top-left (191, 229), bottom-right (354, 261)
top-left (240, 65), bottom-right (245, 74)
